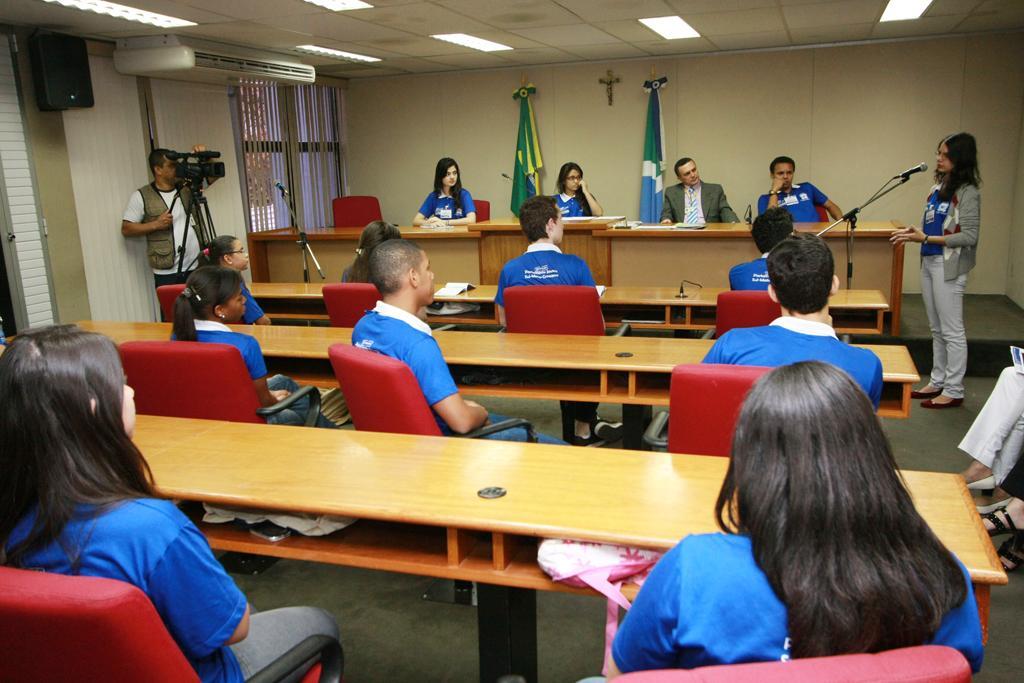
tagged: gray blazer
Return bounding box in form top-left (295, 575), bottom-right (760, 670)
top-left (660, 182), bottom-right (739, 223)
top-left (932, 184), bottom-right (980, 280)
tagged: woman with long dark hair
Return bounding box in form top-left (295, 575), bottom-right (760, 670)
top-left (0, 325), bottom-right (339, 682)
top-left (201, 234), bottom-right (270, 325)
top-left (554, 162), bottom-right (603, 217)
top-left (173, 266), bottom-right (336, 428)
top-left (891, 132), bottom-right (981, 408)
top-left (412, 157), bottom-right (477, 227)
top-left (342, 220), bottom-right (402, 282)
top-left (610, 362), bottom-right (982, 676)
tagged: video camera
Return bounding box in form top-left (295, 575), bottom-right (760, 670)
top-left (166, 149), bottom-right (226, 184)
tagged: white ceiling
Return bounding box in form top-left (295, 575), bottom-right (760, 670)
top-left (2, 0), bottom-right (1023, 79)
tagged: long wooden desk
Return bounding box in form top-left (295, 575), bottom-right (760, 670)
top-left (135, 415), bottom-right (1005, 681)
top-left (80, 322), bottom-right (919, 440)
top-left (250, 283), bottom-right (890, 335)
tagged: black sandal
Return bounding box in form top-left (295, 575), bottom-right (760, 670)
top-left (983, 509), bottom-right (1019, 537)
top-left (997, 536), bottom-right (1024, 573)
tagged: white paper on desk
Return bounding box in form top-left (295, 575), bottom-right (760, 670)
top-left (631, 224), bottom-right (676, 230)
top-left (673, 222), bottom-right (706, 230)
top-left (596, 285), bottom-right (606, 297)
top-left (595, 215), bottom-right (625, 221)
top-left (435, 282), bottom-right (475, 297)
top-left (1012, 346), bottom-right (1024, 374)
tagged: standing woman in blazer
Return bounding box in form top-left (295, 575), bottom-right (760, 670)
top-left (891, 132), bottom-right (981, 408)
top-left (412, 157), bottom-right (477, 227)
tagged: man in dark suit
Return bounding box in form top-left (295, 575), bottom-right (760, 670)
top-left (660, 157), bottom-right (739, 224)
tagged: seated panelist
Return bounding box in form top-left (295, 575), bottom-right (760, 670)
top-left (660, 157), bottom-right (739, 224)
top-left (554, 162), bottom-right (603, 217)
top-left (413, 157), bottom-right (476, 227)
top-left (757, 155), bottom-right (842, 222)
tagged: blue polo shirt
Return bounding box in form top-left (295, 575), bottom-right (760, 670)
top-left (702, 318), bottom-right (883, 408)
top-left (757, 182), bottom-right (828, 223)
top-left (7, 499), bottom-right (248, 683)
top-left (612, 533), bottom-right (983, 674)
top-left (495, 244), bottom-right (596, 307)
top-left (240, 283), bottom-right (265, 325)
top-left (555, 193), bottom-right (586, 218)
top-left (921, 186), bottom-right (949, 257)
top-left (352, 302), bottom-right (459, 433)
top-left (189, 320), bottom-right (268, 380)
top-left (728, 257), bottom-right (769, 291)
top-left (418, 189), bottom-right (476, 221)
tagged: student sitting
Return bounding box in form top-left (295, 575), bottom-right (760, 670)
top-left (554, 162), bottom-right (603, 217)
top-left (704, 233), bottom-right (883, 408)
top-left (412, 157), bottom-right (476, 227)
top-left (610, 361), bottom-right (983, 677)
top-left (342, 220), bottom-right (402, 283)
top-left (352, 239), bottom-right (562, 444)
top-left (495, 195), bottom-right (623, 447)
top-left (728, 207), bottom-right (793, 291)
top-left (173, 266), bottom-right (336, 428)
top-left (201, 235), bottom-right (269, 325)
top-left (0, 324), bottom-right (340, 682)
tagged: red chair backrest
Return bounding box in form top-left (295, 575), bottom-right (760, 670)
top-left (156, 284), bottom-right (185, 321)
top-left (120, 340), bottom-right (265, 423)
top-left (503, 285), bottom-right (605, 336)
top-left (322, 283), bottom-right (381, 327)
top-left (328, 343), bottom-right (443, 436)
top-left (332, 195), bottom-right (383, 227)
top-left (615, 645), bottom-right (970, 682)
top-left (0, 565), bottom-right (200, 683)
top-left (474, 199), bottom-right (490, 222)
top-left (667, 364), bottom-right (771, 456)
top-left (815, 204), bottom-right (828, 221)
top-left (714, 290), bottom-right (781, 337)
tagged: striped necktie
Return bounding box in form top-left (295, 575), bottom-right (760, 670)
top-left (685, 186), bottom-right (700, 224)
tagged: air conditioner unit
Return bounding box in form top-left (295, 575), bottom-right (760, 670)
top-left (114, 35), bottom-right (316, 85)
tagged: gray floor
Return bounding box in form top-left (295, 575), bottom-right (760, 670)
top-left (232, 381), bottom-right (1023, 682)
top-left (900, 293), bottom-right (1024, 342)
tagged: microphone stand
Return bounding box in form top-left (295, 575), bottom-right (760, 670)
top-left (816, 173), bottom-right (915, 289)
top-left (276, 184), bottom-right (325, 283)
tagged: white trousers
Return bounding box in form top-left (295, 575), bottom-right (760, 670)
top-left (920, 255), bottom-right (968, 399)
top-left (959, 366), bottom-right (1024, 485)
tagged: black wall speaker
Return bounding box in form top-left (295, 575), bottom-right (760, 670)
top-left (28, 33), bottom-right (94, 111)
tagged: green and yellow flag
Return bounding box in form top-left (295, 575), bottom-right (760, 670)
top-left (511, 84), bottom-right (543, 216)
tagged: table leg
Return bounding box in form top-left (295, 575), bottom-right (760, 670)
top-left (477, 584), bottom-right (537, 683)
top-left (623, 404), bottom-right (652, 450)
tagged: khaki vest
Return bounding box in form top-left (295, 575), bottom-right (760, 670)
top-left (138, 183), bottom-right (196, 270)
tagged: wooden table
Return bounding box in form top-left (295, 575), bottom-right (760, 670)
top-left (135, 415), bottom-right (1005, 681)
top-left (250, 283), bottom-right (890, 335)
top-left (79, 322), bottom-right (920, 444)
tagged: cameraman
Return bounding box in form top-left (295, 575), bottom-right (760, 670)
top-left (122, 144), bottom-right (216, 288)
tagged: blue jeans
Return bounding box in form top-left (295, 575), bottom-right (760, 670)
top-left (480, 412), bottom-right (565, 445)
top-left (265, 375), bottom-right (337, 429)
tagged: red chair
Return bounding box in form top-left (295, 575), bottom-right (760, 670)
top-left (503, 285), bottom-right (607, 336)
top-left (474, 198), bottom-right (490, 222)
top-left (644, 364), bottom-right (771, 455)
top-left (815, 204), bottom-right (828, 222)
top-left (322, 282), bottom-right (381, 327)
top-left (120, 341), bottom-right (321, 425)
top-left (0, 565), bottom-right (342, 683)
top-left (714, 290), bottom-right (781, 337)
top-left (332, 195), bottom-right (382, 227)
top-left (328, 343), bottom-right (534, 439)
top-left (615, 645), bottom-right (970, 682)
top-left (156, 284), bottom-right (185, 321)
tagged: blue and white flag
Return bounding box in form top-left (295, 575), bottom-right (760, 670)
top-left (640, 76), bottom-right (667, 223)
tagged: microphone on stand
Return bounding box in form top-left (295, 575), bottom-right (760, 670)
top-left (894, 163), bottom-right (928, 180)
top-left (273, 180), bottom-right (290, 197)
top-left (743, 204), bottom-right (752, 225)
top-left (501, 173), bottom-right (512, 181)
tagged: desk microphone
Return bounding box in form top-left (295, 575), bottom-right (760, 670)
top-left (501, 173), bottom-right (512, 181)
top-left (743, 204), bottom-right (752, 224)
top-left (895, 163), bottom-right (927, 179)
top-left (273, 180), bottom-right (290, 197)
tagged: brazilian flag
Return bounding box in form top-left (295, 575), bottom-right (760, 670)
top-left (511, 84), bottom-right (543, 216)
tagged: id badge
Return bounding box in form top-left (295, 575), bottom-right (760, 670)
top-left (437, 207), bottom-right (452, 219)
top-left (924, 208), bottom-right (936, 224)
top-left (783, 195), bottom-right (798, 206)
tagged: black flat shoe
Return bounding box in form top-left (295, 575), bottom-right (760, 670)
top-left (911, 387), bottom-right (942, 399)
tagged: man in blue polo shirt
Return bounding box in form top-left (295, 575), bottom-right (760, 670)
top-left (757, 156), bottom-right (843, 223)
top-left (494, 195), bottom-right (623, 447)
top-left (729, 207), bottom-right (793, 291)
top-left (704, 233), bottom-right (883, 408)
top-left (352, 239), bottom-right (562, 444)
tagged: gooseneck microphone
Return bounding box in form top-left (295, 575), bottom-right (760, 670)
top-left (273, 180), bottom-right (290, 197)
top-left (501, 173), bottom-right (512, 181)
top-left (895, 163), bottom-right (928, 179)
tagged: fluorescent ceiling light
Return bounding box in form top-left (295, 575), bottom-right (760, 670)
top-left (431, 33), bottom-right (512, 52)
top-left (302, 0), bottom-right (374, 10)
top-left (639, 16), bottom-right (700, 40)
top-left (296, 44), bottom-right (381, 62)
top-left (40, 0), bottom-right (196, 28)
top-left (880, 0), bottom-right (933, 22)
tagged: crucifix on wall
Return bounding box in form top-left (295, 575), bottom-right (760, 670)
top-left (599, 69), bottom-right (621, 106)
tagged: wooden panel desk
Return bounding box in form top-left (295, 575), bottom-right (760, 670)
top-left (79, 322), bottom-right (919, 445)
top-left (135, 415), bottom-right (1005, 681)
top-left (250, 283), bottom-right (890, 335)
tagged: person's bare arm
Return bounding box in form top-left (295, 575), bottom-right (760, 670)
top-left (254, 314), bottom-right (272, 326)
top-left (823, 199), bottom-right (843, 221)
top-left (496, 303), bottom-right (506, 326)
top-left (580, 180), bottom-right (603, 216)
top-left (252, 376), bottom-right (282, 408)
top-left (447, 212), bottom-right (476, 225)
top-left (121, 212), bottom-right (171, 237)
top-left (433, 394), bottom-right (488, 434)
top-left (225, 604), bottom-right (251, 645)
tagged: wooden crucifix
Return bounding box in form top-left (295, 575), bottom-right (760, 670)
top-left (599, 69), bottom-right (621, 106)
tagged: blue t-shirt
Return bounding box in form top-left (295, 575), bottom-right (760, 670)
top-left (495, 247), bottom-right (596, 307)
top-left (921, 188), bottom-right (949, 257)
top-left (757, 182), bottom-right (828, 223)
top-left (703, 324), bottom-right (883, 408)
top-left (194, 329), bottom-right (268, 380)
top-left (728, 257), bottom-right (769, 291)
top-left (240, 284), bottom-right (265, 325)
top-left (613, 534), bottom-right (983, 674)
top-left (352, 309), bottom-right (459, 433)
top-left (554, 193), bottom-right (586, 218)
top-left (7, 500), bottom-right (248, 683)
top-left (418, 189), bottom-right (476, 221)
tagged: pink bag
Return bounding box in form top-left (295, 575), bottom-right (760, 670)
top-left (537, 539), bottom-right (662, 675)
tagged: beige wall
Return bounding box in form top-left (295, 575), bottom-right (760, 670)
top-left (347, 33), bottom-right (1024, 296)
top-left (1009, 105), bottom-right (1024, 309)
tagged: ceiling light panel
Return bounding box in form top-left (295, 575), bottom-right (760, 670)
top-left (639, 16), bottom-right (700, 40)
top-left (39, 0), bottom-right (196, 28)
top-left (430, 33), bottom-right (513, 52)
top-left (302, 0), bottom-right (374, 10)
top-left (296, 45), bottom-right (381, 62)
top-left (880, 0), bottom-right (933, 22)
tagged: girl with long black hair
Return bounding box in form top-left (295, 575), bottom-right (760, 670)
top-left (412, 157), bottom-right (477, 227)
